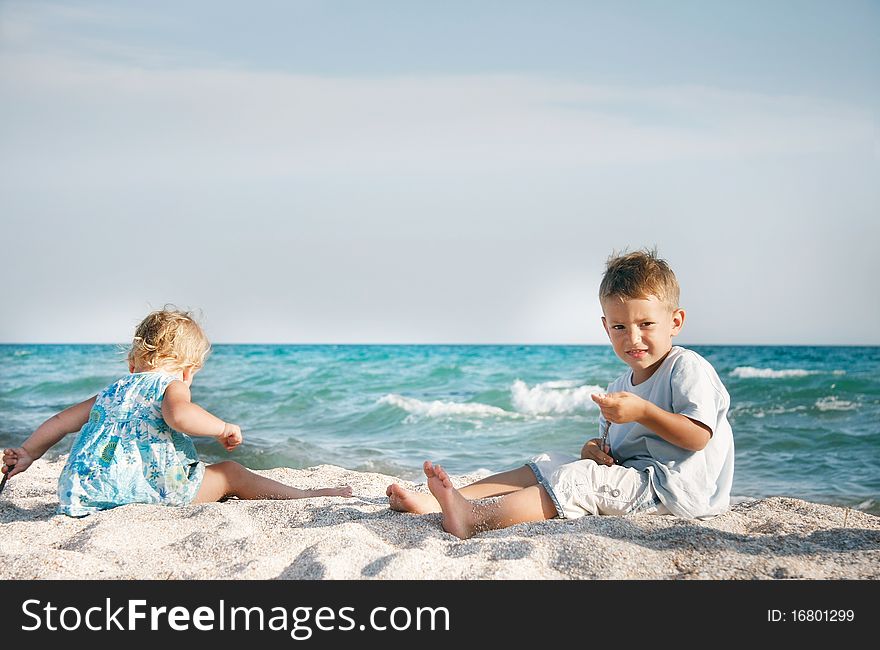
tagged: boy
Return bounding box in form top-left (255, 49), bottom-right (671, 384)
top-left (386, 249), bottom-right (734, 539)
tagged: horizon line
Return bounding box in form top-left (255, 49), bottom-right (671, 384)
top-left (1, 342), bottom-right (877, 348)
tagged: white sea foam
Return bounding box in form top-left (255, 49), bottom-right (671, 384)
top-left (731, 366), bottom-right (820, 379)
top-left (533, 379), bottom-right (582, 389)
top-left (510, 379), bottom-right (604, 415)
top-left (378, 379), bottom-right (604, 421)
top-left (378, 394), bottom-right (518, 420)
top-left (814, 396), bottom-right (858, 412)
top-left (745, 405), bottom-right (808, 418)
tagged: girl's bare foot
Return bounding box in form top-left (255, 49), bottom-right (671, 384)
top-left (423, 460), bottom-right (476, 539)
top-left (311, 486), bottom-right (353, 497)
top-left (385, 483), bottom-right (442, 514)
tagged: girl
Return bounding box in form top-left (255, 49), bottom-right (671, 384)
top-left (1, 308), bottom-right (352, 516)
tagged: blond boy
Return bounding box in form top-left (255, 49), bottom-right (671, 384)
top-left (387, 250), bottom-right (734, 539)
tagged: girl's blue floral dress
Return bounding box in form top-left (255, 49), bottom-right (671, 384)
top-left (57, 371), bottom-right (205, 516)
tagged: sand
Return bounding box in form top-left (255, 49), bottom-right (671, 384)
top-left (0, 457), bottom-right (877, 580)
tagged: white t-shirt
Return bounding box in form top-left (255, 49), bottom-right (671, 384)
top-left (603, 346), bottom-right (734, 518)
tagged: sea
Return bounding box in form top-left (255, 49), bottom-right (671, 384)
top-left (1, 344), bottom-right (877, 514)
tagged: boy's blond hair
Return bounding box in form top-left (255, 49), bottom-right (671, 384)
top-left (128, 308), bottom-right (210, 373)
top-left (599, 248), bottom-right (680, 310)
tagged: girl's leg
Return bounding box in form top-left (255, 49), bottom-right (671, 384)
top-left (387, 464), bottom-right (540, 514)
top-left (425, 461), bottom-right (557, 539)
top-left (193, 461), bottom-right (353, 503)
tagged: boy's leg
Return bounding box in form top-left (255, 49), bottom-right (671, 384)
top-left (193, 461), bottom-right (353, 503)
top-left (461, 465), bottom-right (541, 498)
top-left (387, 464), bottom-right (539, 514)
top-left (425, 461), bottom-right (557, 539)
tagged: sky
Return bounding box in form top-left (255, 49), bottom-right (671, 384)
top-left (1, 0), bottom-right (878, 345)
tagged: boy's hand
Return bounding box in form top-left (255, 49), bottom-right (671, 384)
top-left (2, 447), bottom-right (34, 478)
top-left (591, 392), bottom-right (648, 424)
top-left (216, 423), bottom-right (243, 451)
top-left (581, 438), bottom-right (614, 466)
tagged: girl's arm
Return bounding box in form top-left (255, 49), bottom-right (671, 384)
top-left (162, 381), bottom-right (242, 450)
top-left (2, 396), bottom-right (97, 478)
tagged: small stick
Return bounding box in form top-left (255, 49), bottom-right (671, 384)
top-left (600, 420), bottom-right (610, 453)
top-left (0, 464), bottom-right (13, 497)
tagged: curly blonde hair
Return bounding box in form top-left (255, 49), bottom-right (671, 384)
top-left (128, 307), bottom-right (211, 373)
top-left (599, 248), bottom-right (680, 311)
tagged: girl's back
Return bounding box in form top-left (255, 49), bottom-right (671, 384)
top-left (58, 371), bottom-right (204, 516)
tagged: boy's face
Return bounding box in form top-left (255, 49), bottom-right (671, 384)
top-left (601, 295), bottom-right (684, 384)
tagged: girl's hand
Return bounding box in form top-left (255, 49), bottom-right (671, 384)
top-left (2, 447), bottom-right (34, 478)
top-left (580, 438), bottom-right (614, 466)
top-left (217, 423), bottom-right (243, 451)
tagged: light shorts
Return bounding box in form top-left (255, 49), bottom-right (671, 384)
top-left (526, 451), bottom-right (671, 519)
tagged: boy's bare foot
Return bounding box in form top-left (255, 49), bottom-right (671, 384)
top-left (385, 483), bottom-right (442, 514)
top-left (312, 486), bottom-right (353, 498)
top-left (423, 460), bottom-right (476, 539)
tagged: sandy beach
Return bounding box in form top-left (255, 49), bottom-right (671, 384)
top-left (0, 457), bottom-right (877, 580)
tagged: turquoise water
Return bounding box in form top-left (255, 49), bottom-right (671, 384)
top-left (1, 344), bottom-right (877, 513)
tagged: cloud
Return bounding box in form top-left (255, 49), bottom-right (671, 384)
top-left (1, 2), bottom-right (877, 345)
top-left (0, 3), bottom-right (873, 187)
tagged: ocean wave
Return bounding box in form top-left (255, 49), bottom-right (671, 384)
top-left (736, 405), bottom-right (808, 418)
top-left (814, 396), bottom-right (858, 412)
top-left (730, 366), bottom-right (845, 379)
top-left (379, 379), bottom-right (605, 421)
top-left (510, 379), bottom-right (604, 415)
top-left (530, 379), bottom-right (582, 389)
top-left (378, 394), bottom-right (519, 420)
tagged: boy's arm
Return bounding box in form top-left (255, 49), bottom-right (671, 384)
top-left (2, 395), bottom-right (97, 478)
top-left (162, 381), bottom-right (242, 450)
top-left (636, 400), bottom-right (711, 451)
top-left (591, 392), bottom-right (711, 452)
